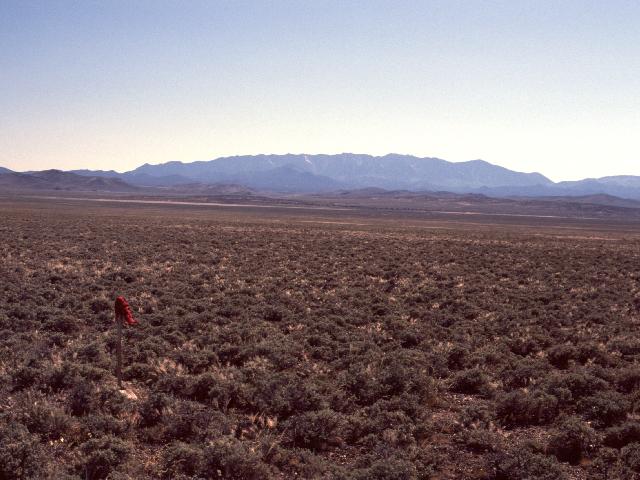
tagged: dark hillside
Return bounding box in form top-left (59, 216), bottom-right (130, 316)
top-left (0, 170), bottom-right (139, 192)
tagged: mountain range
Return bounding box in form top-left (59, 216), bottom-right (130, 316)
top-left (1, 153), bottom-right (640, 199)
top-left (0, 169), bottom-right (137, 192)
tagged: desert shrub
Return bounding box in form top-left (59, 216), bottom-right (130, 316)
top-left (617, 367), bottom-right (640, 393)
top-left (578, 391), bottom-right (629, 428)
top-left (576, 342), bottom-right (611, 365)
top-left (128, 336), bottom-right (170, 363)
top-left (493, 449), bottom-right (567, 480)
top-left (547, 344), bottom-right (577, 369)
top-left (458, 428), bottom-right (499, 453)
top-left (11, 364), bottom-right (40, 390)
top-left (460, 403), bottom-right (494, 430)
top-left (217, 301), bottom-right (242, 321)
top-left (207, 374), bottom-right (252, 412)
top-left (446, 345), bottom-right (470, 370)
top-left (347, 404), bottom-right (418, 448)
top-left (162, 403), bottom-right (209, 442)
top-left (41, 363), bottom-right (79, 392)
top-left (46, 332), bottom-right (67, 347)
top-left (99, 387), bottom-right (135, 416)
top-left (383, 391), bottom-right (432, 419)
top-left (308, 334), bottom-right (340, 361)
top-left (380, 354), bottom-right (434, 399)
top-left (450, 368), bottom-right (490, 396)
top-left (202, 437), bottom-right (271, 479)
top-left (90, 298), bottom-right (111, 314)
top-left (17, 399), bottom-right (70, 440)
top-left (548, 416), bottom-right (598, 464)
top-left (345, 363), bottom-right (386, 406)
top-left (398, 328), bottom-right (423, 348)
top-left (75, 341), bottom-right (110, 368)
top-left (287, 409), bottom-right (347, 451)
top-left (622, 443), bottom-right (640, 473)
top-left (75, 363), bottom-right (109, 382)
top-left (423, 351), bottom-right (449, 378)
top-left (541, 372), bottom-right (608, 403)
top-left (161, 442), bottom-right (204, 479)
top-left (82, 414), bottom-right (130, 437)
top-left (345, 354), bottom-right (434, 407)
top-left (495, 390), bottom-right (558, 427)
top-left (263, 306), bottom-right (286, 322)
top-left (252, 339), bottom-right (303, 371)
top-left (604, 421), bottom-right (640, 448)
top-left (78, 435), bottom-right (129, 480)
top-left (156, 373), bottom-right (190, 397)
top-left (251, 372), bottom-right (325, 417)
top-left (508, 336), bottom-right (541, 357)
top-left (123, 362), bottom-right (158, 383)
top-left (68, 381), bottom-right (96, 416)
top-left (7, 305), bottom-right (33, 322)
top-left (349, 457), bottom-right (420, 480)
top-left (0, 328), bottom-right (13, 342)
top-left (500, 359), bottom-right (546, 390)
top-left (44, 315), bottom-right (77, 333)
top-left (185, 372), bottom-right (218, 402)
top-left (175, 348), bottom-right (218, 374)
top-left (588, 447), bottom-right (622, 479)
top-left (139, 392), bottom-right (169, 428)
top-left (609, 338), bottom-right (640, 357)
top-left (266, 444), bottom-right (336, 478)
top-left (0, 421), bottom-right (43, 479)
top-left (160, 330), bottom-right (187, 347)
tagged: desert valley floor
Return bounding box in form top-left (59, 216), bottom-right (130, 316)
top-left (2, 196), bottom-right (640, 479)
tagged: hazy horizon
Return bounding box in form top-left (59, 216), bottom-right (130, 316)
top-left (2, 1), bottom-right (639, 181)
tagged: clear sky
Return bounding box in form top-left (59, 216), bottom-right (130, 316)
top-left (1, 0), bottom-right (639, 180)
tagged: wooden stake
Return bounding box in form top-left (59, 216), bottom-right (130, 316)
top-left (116, 311), bottom-right (122, 389)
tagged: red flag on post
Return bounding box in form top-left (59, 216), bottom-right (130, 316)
top-left (115, 296), bottom-right (138, 325)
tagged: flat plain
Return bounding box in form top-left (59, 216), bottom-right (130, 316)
top-left (2, 195), bottom-right (640, 479)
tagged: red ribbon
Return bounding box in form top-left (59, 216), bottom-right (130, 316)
top-left (115, 296), bottom-right (138, 325)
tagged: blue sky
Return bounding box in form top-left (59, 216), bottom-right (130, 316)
top-left (1, 0), bottom-right (639, 180)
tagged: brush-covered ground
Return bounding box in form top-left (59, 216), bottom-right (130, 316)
top-left (2, 198), bottom-right (640, 479)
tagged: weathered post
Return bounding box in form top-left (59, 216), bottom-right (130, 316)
top-left (116, 309), bottom-right (123, 388)
top-left (114, 296), bottom-right (138, 390)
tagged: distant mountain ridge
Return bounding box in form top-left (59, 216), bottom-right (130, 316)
top-left (68, 153), bottom-right (553, 193)
top-left (0, 169), bottom-right (257, 195)
top-left (2, 153), bottom-right (640, 199)
top-left (127, 154), bottom-right (552, 191)
top-left (0, 170), bottom-right (139, 192)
